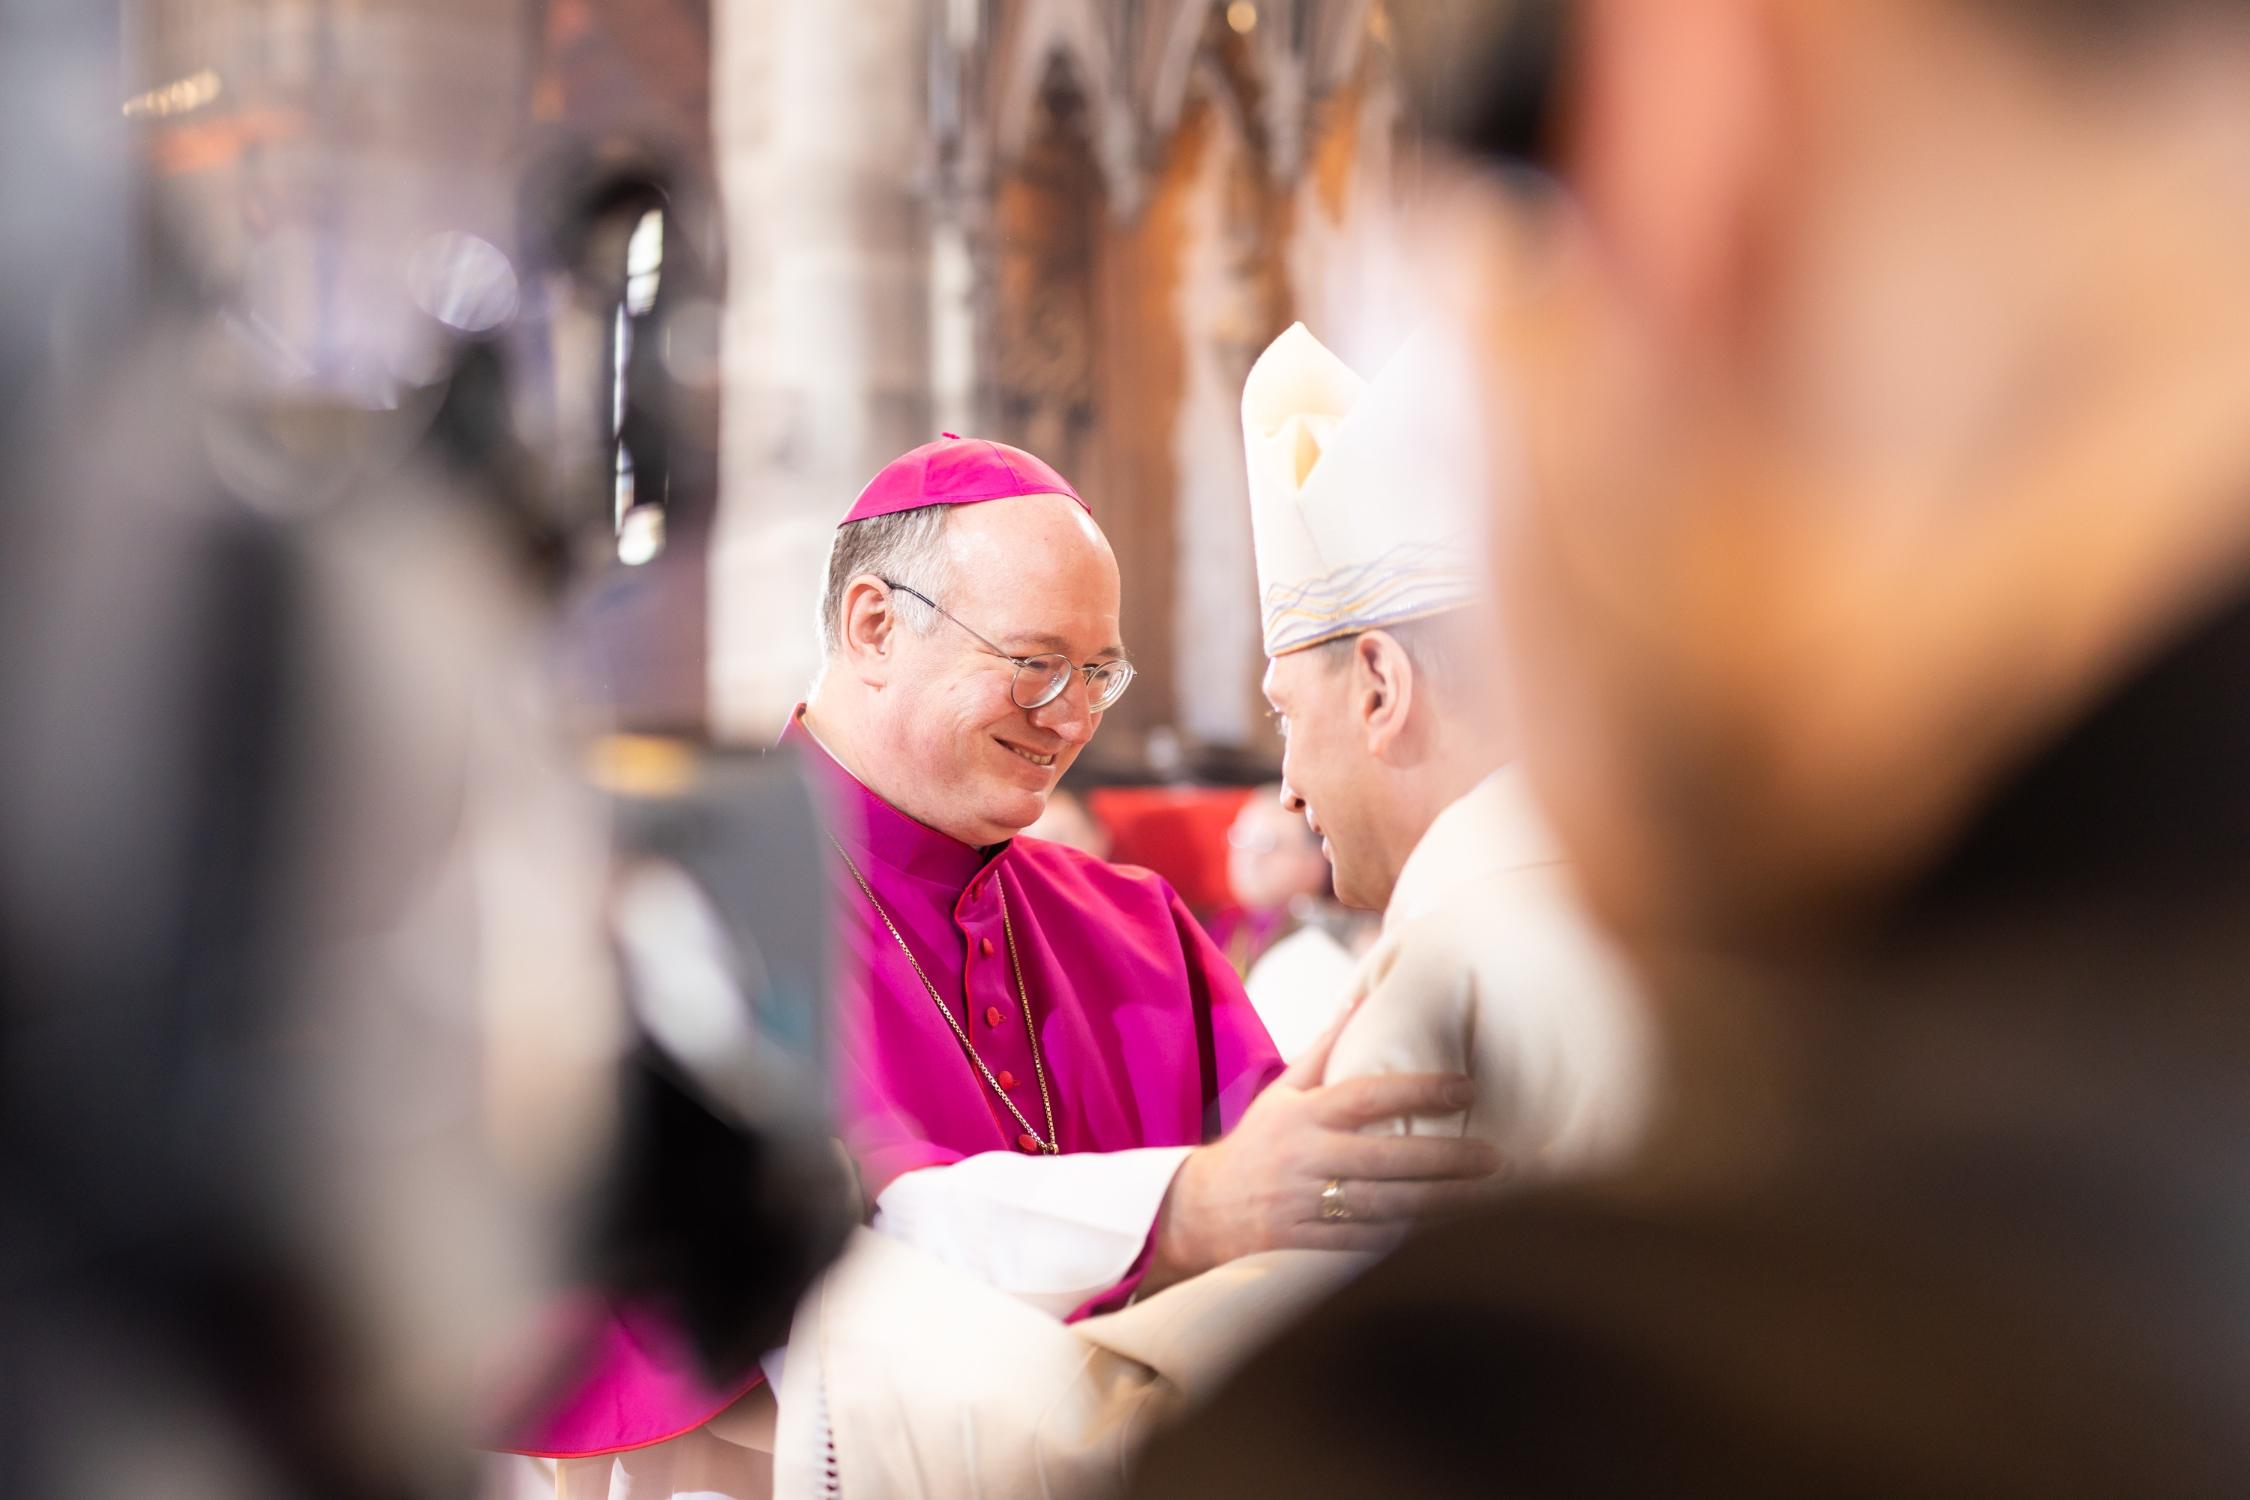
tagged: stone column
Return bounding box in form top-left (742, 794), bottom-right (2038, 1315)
top-left (1168, 94), bottom-right (1271, 751)
top-left (709, 0), bottom-right (933, 741)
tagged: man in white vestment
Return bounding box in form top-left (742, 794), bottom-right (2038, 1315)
top-left (771, 324), bottom-right (1652, 1499)
top-left (1242, 323), bottom-right (1650, 1173)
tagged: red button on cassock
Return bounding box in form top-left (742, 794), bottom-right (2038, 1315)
top-left (997, 1070), bottom-right (1017, 1090)
top-left (1016, 1133), bottom-right (1040, 1154)
top-left (980, 937), bottom-right (995, 957)
top-left (984, 1006), bottom-right (1004, 1028)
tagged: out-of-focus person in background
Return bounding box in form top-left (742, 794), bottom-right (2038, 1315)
top-left (1020, 783), bottom-right (1112, 860)
top-left (1213, 786), bottom-right (1333, 967)
top-left (1141, 0), bottom-right (2250, 1495)
top-left (1219, 785), bottom-right (1362, 1061)
top-left (5, 7), bottom-right (850, 1500)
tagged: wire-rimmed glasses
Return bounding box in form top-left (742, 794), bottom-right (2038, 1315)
top-left (882, 579), bottom-right (1135, 713)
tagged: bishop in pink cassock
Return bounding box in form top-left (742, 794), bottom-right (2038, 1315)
top-left (796, 435), bottom-right (1281, 1318)
top-left (788, 707), bottom-right (1279, 1295)
top-left (494, 437), bottom-right (1281, 1499)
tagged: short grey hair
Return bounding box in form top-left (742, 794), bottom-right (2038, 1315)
top-left (817, 505), bottom-right (954, 658)
top-left (1309, 610), bottom-right (1476, 693)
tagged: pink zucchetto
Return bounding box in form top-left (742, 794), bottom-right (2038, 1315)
top-left (839, 433), bottom-right (1088, 526)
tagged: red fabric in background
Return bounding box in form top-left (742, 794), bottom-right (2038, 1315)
top-left (1086, 786), bottom-right (1253, 916)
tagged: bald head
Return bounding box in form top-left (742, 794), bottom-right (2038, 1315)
top-left (939, 493), bottom-right (1122, 657)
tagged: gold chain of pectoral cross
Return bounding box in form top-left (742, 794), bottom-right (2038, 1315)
top-left (829, 837), bottom-right (1060, 1154)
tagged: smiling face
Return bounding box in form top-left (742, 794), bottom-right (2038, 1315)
top-left (874, 493), bottom-right (1125, 846)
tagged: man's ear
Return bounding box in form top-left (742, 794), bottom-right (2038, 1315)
top-left (837, 575), bottom-right (902, 687)
top-left (1354, 631), bottom-right (1417, 761)
top-left (1574, 0), bottom-right (1789, 355)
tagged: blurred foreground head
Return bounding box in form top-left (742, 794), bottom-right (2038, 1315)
top-left (1131, 12), bottom-right (2250, 1494)
top-left (1418, 0), bottom-right (2250, 963)
top-left (0, 4), bottom-right (840, 1494)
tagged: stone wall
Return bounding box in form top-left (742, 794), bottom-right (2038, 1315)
top-left (708, 0), bottom-right (1406, 766)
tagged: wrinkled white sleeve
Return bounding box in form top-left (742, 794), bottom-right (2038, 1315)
top-left (869, 1146), bottom-right (1193, 1319)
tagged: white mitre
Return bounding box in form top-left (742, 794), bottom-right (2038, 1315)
top-left (1241, 322), bottom-right (1487, 656)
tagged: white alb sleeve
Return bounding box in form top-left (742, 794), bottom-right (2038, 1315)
top-left (869, 1146), bottom-right (1193, 1318)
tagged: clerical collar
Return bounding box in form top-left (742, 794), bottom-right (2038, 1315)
top-left (781, 707), bottom-right (997, 889)
top-left (1384, 766), bottom-right (1563, 935)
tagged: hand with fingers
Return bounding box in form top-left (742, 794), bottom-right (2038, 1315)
top-left (1147, 999), bottom-right (1505, 1286)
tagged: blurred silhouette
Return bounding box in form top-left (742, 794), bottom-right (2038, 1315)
top-left (0, 7), bottom-right (847, 1497)
top-left (1213, 787), bottom-right (1360, 1060)
top-left (1220, 789), bottom-right (1332, 955)
top-left (1140, 1), bottom-right (2250, 1496)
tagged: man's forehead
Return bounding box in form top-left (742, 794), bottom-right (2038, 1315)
top-left (1262, 651), bottom-right (1314, 702)
top-left (964, 586), bottom-right (1125, 658)
top-left (997, 622), bottom-right (1128, 659)
top-left (948, 489), bottom-right (1113, 560)
top-left (942, 510), bottom-right (1124, 656)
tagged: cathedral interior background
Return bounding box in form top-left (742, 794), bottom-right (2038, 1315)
top-left (128, 0), bottom-right (1422, 784)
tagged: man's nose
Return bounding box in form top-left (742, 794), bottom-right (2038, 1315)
top-left (1278, 781), bottom-right (1307, 814)
top-left (1028, 675), bottom-right (1096, 744)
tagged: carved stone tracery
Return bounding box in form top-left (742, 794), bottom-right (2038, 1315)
top-left (711, 1), bottom-right (1404, 752)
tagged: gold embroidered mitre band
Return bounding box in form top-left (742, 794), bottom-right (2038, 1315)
top-left (1240, 323), bottom-right (1488, 657)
